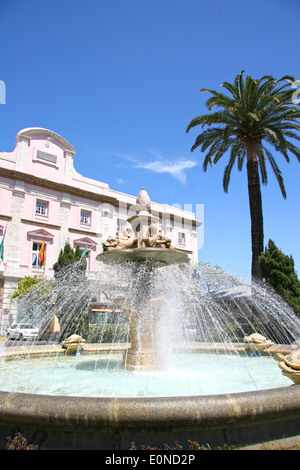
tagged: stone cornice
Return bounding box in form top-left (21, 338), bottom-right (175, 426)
top-left (0, 167), bottom-right (119, 206)
top-left (0, 168), bottom-right (201, 229)
top-left (0, 215), bottom-right (12, 221)
top-left (69, 227), bottom-right (100, 237)
top-left (21, 219), bottom-right (61, 231)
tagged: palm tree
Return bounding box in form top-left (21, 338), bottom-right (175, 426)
top-left (186, 71), bottom-right (300, 280)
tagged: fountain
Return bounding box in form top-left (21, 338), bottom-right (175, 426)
top-left (0, 188), bottom-right (299, 450)
top-left (98, 188), bottom-right (190, 371)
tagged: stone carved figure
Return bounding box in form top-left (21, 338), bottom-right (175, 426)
top-left (144, 224), bottom-right (159, 247)
top-left (118, 226), bottom-right (136, 248)
top-left (102, 235), bottom-right (121, 251)
top-left (102, 225), bottom-right (137, 251)
top-left (102, 188), bottom-right (173, 252)
top-left (143, 224), bottom-right (172, 248)
top-left (156, 230), bottom-right (172, 249)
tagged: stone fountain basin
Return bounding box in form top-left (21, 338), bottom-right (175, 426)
top-left (0, 343), bottom-right (299, 450)
top-left (0, 385), bottom-right (299, 450)
top-left (97, 247), bottom-right (190, 267)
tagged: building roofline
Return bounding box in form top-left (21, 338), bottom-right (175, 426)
top-left (17, 127), bottom-right (76, 155)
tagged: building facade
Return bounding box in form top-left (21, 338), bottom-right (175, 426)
top-left (0, 127), bottom-right (201, 333)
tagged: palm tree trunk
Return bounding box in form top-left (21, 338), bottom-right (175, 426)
top-left (246, 142), bottom-right (264, 280)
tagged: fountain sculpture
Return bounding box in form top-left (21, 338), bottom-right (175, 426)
top-left (62, 334), bottom-right (85, 355)
top-left (243, 333), bottom-right (274, 354)
top-left (98, 188), bottom-right (189, 370)
top-left (279, 350), bottom-right (300, 384)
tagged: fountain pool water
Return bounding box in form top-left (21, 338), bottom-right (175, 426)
top-left (0, 188), bottom-right (299, 449)
top-left (0, 352), bottom-right (292, 398)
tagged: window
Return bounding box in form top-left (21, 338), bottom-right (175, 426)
top-left (117, 218), bottom-right (126, 233)
top-left (32, 242), bottom-right (44, 267)
top-left (90, 310), bottom-right (126, 325)
top-left (35, 200), bottom-right (48, 216)
top-left (178, 232), bottom-right (186, 245)
top-left (36, 150), bottom-right (57, 165)
top-left (80, 210), bottom-right (91, 225)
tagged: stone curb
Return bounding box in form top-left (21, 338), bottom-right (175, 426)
top-left (241, 435), bottom-right (300, 450)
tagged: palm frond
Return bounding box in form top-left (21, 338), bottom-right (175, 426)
top-left (263, 146), bottom-right (287, 198)
top-left (282, 129), bottom-right (300, 141)
top-left (223, 141), bottom-right (246, 192)
top-left (263, 127), bottom-right (290, 163)
top-left (285, 140), bottom-right (300, 162)
top-left (223, 155), bottom-right (236, 193)
top-left (220, 80), bottom-right (239, 100)
top-left (189, 127), bottom-right (224, 152)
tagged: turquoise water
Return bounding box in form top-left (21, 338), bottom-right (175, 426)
top-left (0, 352), bottom-right (291, 397)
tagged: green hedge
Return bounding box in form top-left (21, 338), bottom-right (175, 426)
top-left (86, 324), bottom-right (129, 343)
top-left (209, 320), bottom-right (294, 344)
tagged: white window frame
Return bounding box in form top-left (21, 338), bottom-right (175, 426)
top-left (80, 209), bottom-right (91, 225)
top-left (178, 232), bottom-right (186, 245)
top-left (31, 242), bottom-right (44, 267)
top-left (117, 218), bottom-right (126, 234)
top-left (35, 200), bottom-right (49, 217)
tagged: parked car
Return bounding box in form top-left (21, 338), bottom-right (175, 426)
top-left (6, 323), bottom-right (39, 341)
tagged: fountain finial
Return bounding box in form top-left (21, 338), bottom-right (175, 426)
top-left (136, 188), bottom-right (151, 213)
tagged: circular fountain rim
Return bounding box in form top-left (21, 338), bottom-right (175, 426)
top-left (97, 247), bottom-right (190, 267)
top-left (0, 384), bottom-right (299, 449)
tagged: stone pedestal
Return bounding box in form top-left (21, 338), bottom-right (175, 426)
top-left (123, 298), bottom-right (164, 371)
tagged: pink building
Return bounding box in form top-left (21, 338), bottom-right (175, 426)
top-left (0, 127), bottom-right (201, 331)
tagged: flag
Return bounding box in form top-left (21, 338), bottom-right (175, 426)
top-left (38, 240), bottom-right (45, 266)
top-left (82, 247), bottom-right (88, 256)
top-left (0, 226), bottom-right (7, 261)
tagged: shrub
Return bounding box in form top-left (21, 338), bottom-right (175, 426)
top-left (5, 432), bottom-right (39, 450)
top-left (86, 324), bottom-right (129, 343)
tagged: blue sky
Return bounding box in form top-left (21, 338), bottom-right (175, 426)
top-left (0, 0), bottom-right (299, 280)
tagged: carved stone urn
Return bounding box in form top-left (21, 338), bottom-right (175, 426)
top-left (244, 333), bottom-right (274, 354)
top-left (278, 349), bottom-right (300, 384)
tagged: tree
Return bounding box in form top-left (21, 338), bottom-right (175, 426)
top-left (193, 262), bottom-right (242, 295)
top-left (12, 276), bottom-right (41, 299)
top-left (186, 71), bottom-right (300, 280)
top-left (259, 239), bottom-right (300, 316)
top-left (52, 243), bottom-right (89, 340)
top-left (12, 275), bottom-right (53, 300)
top-left (53, 243), bottom-right (85, 275)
